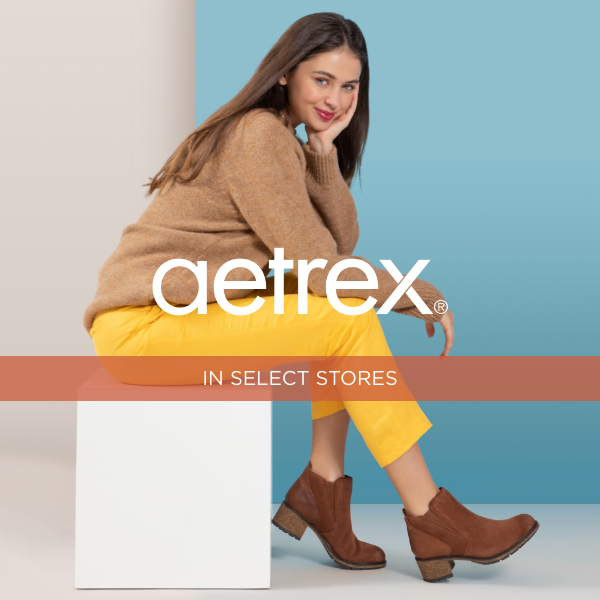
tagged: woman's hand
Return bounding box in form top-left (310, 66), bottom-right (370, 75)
top-left (426, 309), bottom-right (454, 361)
top-left (306, 84), bottom-right (360, 155)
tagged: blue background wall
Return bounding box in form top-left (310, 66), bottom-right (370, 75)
top-left (196, 1), bottom-right (599, 502)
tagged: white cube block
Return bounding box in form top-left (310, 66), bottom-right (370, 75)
top-left (75, 368), bottom-right (272, 589)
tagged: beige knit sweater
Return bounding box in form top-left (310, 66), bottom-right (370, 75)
top-left (83, 108), bottom-right (446, 337)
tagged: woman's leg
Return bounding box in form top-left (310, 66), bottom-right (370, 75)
top-left (309, 408), bottom-right (351, 482)
top-left (92, 271), bottom-right (433, 483)
top-left (384, 440), bottom-right (440, 517)
top-left (309, 407), bottom-right (439, 517)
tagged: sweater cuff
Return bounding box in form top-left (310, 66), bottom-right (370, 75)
top-left (302, 142), bottom-right (341, 185)
top-left (391, 280), bottom-right (446, 324)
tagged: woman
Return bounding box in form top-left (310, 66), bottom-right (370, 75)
top-left (84, 12), bottom-right (538, 583)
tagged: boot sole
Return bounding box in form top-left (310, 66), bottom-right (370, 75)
top-left (272, 501), bottom-right (387, 570)
top-left (415, 519), bottom-right (540, 582)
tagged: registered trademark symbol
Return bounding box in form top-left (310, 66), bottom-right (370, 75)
top-left (434, 300), bottom-right (448, 314)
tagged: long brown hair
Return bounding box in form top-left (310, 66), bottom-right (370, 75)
top-left (143, 12), bottom-right (369, 198)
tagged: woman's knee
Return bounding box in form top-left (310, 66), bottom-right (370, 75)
top-left (320, 297), bottom-right (379, 333)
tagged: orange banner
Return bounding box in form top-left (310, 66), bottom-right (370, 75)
top-left (0, 356), bottom-right (597, 402)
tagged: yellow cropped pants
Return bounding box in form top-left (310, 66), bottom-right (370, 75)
top-left (90, 271), bottom-right (432, 467)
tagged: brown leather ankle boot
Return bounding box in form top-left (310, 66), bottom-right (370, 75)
top-left (272, 461), bottom-right (386, 570)
top-left (403, 486), bottom-right (539, 582)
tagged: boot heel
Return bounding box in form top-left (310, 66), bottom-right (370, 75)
top-left (272, 502), bottom-right (308, 540)
top-left (415, 557), bottom-right (454, 582)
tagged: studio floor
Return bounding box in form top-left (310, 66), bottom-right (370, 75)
top-left (1, 455), bottom-right (598, 599)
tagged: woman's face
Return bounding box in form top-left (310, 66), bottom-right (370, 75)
top-left (279, 47), bottom-right (362, 131)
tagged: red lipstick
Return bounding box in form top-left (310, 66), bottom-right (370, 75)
top-left (315, 108), bottom-right (335, 121)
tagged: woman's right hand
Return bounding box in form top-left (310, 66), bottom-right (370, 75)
top-left (305, 84), bottom-right (359, 154)
top-left (426, 309), bottom-right (454, 360)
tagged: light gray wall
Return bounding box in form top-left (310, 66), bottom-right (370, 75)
top-left (0, 0), bottom-right (196, 357)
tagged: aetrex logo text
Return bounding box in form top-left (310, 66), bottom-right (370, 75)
top-left (153, 248), bottom-right (435, 317)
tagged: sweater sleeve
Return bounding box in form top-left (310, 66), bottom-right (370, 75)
top-left (219, 111), bottom-right (446, 323)
top-left (302, 141), bottom-right (359, 256)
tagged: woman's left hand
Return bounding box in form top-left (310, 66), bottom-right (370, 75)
top-left (306, 83), bottom-right (360, 154)
top-left (427, 309), bottom-right (455, 361)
